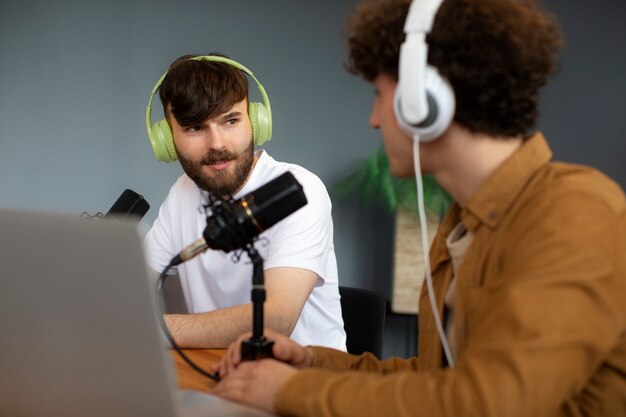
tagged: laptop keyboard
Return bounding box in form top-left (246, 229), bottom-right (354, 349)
top-left (178, 390), bottom-right (273, 417)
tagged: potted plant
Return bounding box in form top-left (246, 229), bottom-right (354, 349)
top-left (334, 147), bottom-right (452, 314)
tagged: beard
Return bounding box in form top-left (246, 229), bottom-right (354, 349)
top-left (178, 140), bottom-right (255, 197)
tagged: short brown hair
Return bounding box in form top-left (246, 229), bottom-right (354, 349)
top-left (346, 0), bottom-right (563, 137)
top-left (159, 53), bottom-right (249, 127)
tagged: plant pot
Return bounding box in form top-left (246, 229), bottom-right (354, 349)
top-left (391, 207), bottom-right (439, 314)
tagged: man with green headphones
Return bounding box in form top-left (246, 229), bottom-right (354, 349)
top-left (144, 53), bottom-right (346, 350)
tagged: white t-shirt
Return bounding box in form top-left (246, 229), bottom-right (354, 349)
top-left (145, 150), bottom-right (346, 350)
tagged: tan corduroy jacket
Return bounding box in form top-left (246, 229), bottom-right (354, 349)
top-left (276, 133), bottom-right (626, 417)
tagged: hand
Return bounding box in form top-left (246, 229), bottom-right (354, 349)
top-left (213, 359), bottom-right (297, 414)
top-left (211, 328), bottom-right (314, 378)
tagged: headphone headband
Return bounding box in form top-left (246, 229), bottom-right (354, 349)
top-left (395, 0), bottom-right (454, 142)
top-left (145, 55), bottom-right (273, 162)
top-left (398, 0), bottom-right (444, 125)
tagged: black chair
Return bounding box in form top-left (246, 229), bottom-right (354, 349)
top-left (339, 286), bottom-right (387, 358)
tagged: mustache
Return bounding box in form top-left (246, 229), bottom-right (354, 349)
top-left (200, 150), bottom-right (238, 164)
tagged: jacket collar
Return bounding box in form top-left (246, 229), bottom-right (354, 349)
top-left (461, 132), bottom-right (553, 231)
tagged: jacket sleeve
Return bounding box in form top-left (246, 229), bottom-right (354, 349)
top-left (275, 191), bottom-right (626, 417)
top-left (308, 346), bottom-right (420, 373)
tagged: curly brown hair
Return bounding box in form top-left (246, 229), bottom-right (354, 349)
top-left (159, 53), bottom-right (248, 127)
top-left (346, 0), bottom-right (563, 137)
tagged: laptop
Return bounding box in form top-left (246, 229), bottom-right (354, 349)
top-left (0, 208), bottom-right (271, 417)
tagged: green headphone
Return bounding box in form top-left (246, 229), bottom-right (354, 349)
top-left (145, 55), bottom-right (273, 163)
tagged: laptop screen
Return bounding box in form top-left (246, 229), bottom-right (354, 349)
top-left (0, 208), bottom-right (180, 417)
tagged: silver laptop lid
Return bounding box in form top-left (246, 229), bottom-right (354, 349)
top-left (0, 208), bottom-right (179, 417)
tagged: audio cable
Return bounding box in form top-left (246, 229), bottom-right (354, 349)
top-left (412, 138), bottom-right (455, 367)
top-left (156, 260), bottom-right (221, 382)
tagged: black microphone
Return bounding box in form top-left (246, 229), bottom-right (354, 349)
top-left (172, 171), bottom-right (307, 266)
top-left (104, 189), bottom-right (150, 220)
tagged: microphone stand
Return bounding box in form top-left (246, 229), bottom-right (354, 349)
top-left (240, 243), bottom-right (275, 360)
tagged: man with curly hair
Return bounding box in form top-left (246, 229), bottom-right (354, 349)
top-left (212, 1), bottom-right (626, 415)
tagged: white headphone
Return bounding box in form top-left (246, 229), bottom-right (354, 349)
top-left (394, 0), bottom-right (455, 142)
top-left (396, 0), bottom-right (457, 367)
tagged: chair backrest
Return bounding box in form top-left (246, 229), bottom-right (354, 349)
top-left (339, 286), bottom-right (387, 358)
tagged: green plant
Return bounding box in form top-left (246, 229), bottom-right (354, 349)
top-left (334, 147), bottom-right (452, 219)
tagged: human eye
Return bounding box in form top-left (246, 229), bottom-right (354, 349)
top-left (185, 125), bottom-right (203, 132)
top-left (221, 111), bottom-right (242, 126)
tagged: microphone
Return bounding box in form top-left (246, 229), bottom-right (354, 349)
top-left (104, 189), bottom-right (150, 220)
top-left (172, 171), bottom-right (307, 266)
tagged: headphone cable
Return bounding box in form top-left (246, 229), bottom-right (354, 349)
top-left (412, 138), bottom-right (455, 367)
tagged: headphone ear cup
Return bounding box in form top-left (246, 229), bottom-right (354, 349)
top-left (248, 101), bottom-right (272, 146)
top-left (394, 65), bottom-right (455, 142)
top-left (149, 118), bottom-right (178, 162)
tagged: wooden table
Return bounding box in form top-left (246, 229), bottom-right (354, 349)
top-left (171, 349), bottom-right (225, 391)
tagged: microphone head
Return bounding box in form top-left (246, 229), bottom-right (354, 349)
top-left (243, 171), bottom-right (307, 230)
top-left (202, 172), bottom-right (307, 252)
top-left (104, 189), bottom-right (150, 221)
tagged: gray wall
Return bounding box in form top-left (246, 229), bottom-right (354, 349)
top-left (1, 0), bottom-right (625, 358)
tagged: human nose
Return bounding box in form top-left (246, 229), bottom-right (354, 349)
top-left (205, 124), bottom-right (226, 150)
top-left (368, 101), bottom-right (380, 129)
